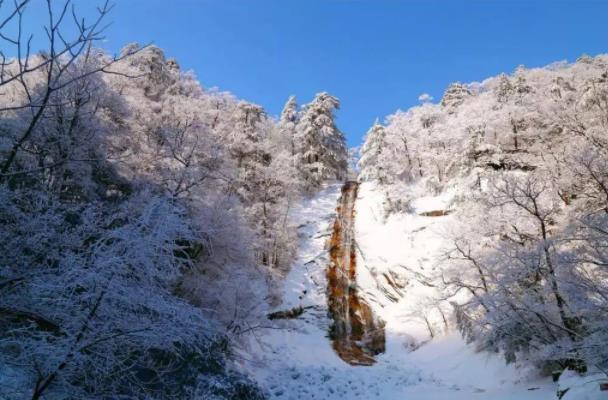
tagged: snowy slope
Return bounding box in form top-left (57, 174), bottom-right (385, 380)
top-left (243, 182), bottom-right (556, 400)
top-left (355, 182), bottom-right (457, 341)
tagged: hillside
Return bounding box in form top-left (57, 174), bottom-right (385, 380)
top-left (1, 1), bottom-right (608, 398)
top-left (242, 181), bottom-right (554, 399)
top-left (357, 54), bottom-right (608, 399)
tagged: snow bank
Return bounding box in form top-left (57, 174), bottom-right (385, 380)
top-left (559, 370), bottom-right (608, 400)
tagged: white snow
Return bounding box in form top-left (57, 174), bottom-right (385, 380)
top-left (355, 181), bottom-right (456, 340)
top-left (558, 369), bottom-right (608, 400)
top-left (243, 181), bottom-right (556, 400)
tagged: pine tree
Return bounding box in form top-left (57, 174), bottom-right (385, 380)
top-left (280, 95), bottom-right (298, 125)
top-left (440, 82), bottom-right (472, 111)
top-left (230, 101), bottom-right (267, 168)
top-left (295, 92), bottom-right (348, 188)
top-left (495, 73), bottom-right (514, 103)
top-left (278, 96), bottom-right (299, 156)
top-left (513, 65), bottom-right (532, 97)
top-left (358, 121), bottom-right (387, 183)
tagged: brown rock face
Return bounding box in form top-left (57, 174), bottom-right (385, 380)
top-left (419, 209), bottom-right (450, 217)
top-left (327, 182), bottom-right (385, 366)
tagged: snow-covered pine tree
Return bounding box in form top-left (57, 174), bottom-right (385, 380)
top-left (358, 121), bottom-right (388, 183)
top-left (440, 82), bottom-right (472, 111)
top-left (295, 92), bottom-right (348, 188)
top-left (230, 101), bottom-right (267, 169)
top-left (278, 95), bottom-right (299, 156)
top-left (495, 73), bottom-right (514, 103)
top-left (280, 96), bottom-right (298, 124)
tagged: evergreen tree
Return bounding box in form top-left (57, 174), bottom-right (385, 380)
top-left (440, 82), bottom-right (472, 111)
top-left (280, 95), bottom-right (298, 124)
top-left (295, 92), bottom-right (348, 188)
top-left (278, 95), bottom-right (299, 156)
top-left (358, 121), bottom-right (387, 183)
top-left (495, 73), bottom-right (514, 103)
top-left (232, 101), bottom-right (267, 167)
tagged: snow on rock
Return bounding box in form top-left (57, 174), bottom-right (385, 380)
top-left (356, 181), bottom-right (456, 340)
top-left (278, 183), bottom-right (342, 310)
top-left (559, 369), bottom-right (608, 400)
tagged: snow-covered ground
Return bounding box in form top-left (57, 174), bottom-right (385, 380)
top-left (243, 182), bottom-right (556, 400)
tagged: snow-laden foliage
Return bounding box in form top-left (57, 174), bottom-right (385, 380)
top-left (358, 121), bottom-right (387, 183)
top-left (296, 92), bottom-right (348, 189)
top-left (0, 187), bottom-right (233, 398)
top-left (0, 2), bottom-right (347, 398)
top-left (361, 54), bottom-right (608, 374)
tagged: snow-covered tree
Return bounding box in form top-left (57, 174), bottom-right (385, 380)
top-left (440, 82), bottom-right (472, 111)
top-left (358, 121), bottom-right (388, 183)
top-left (296, 92), bottom-right (348, 188)
top-left (0, 2), bottom-right (304, 398)
top-left (278, 95), bottom-right (299, 156)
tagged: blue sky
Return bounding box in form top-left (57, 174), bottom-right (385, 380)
top-left (12, 0), bottom-right (608, 147)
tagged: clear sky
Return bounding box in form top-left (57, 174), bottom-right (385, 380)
top-left (12, 0), bottom-right (608, 147)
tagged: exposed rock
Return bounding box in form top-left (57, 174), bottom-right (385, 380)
top-left (326, 182), bottom-right (385, 365)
